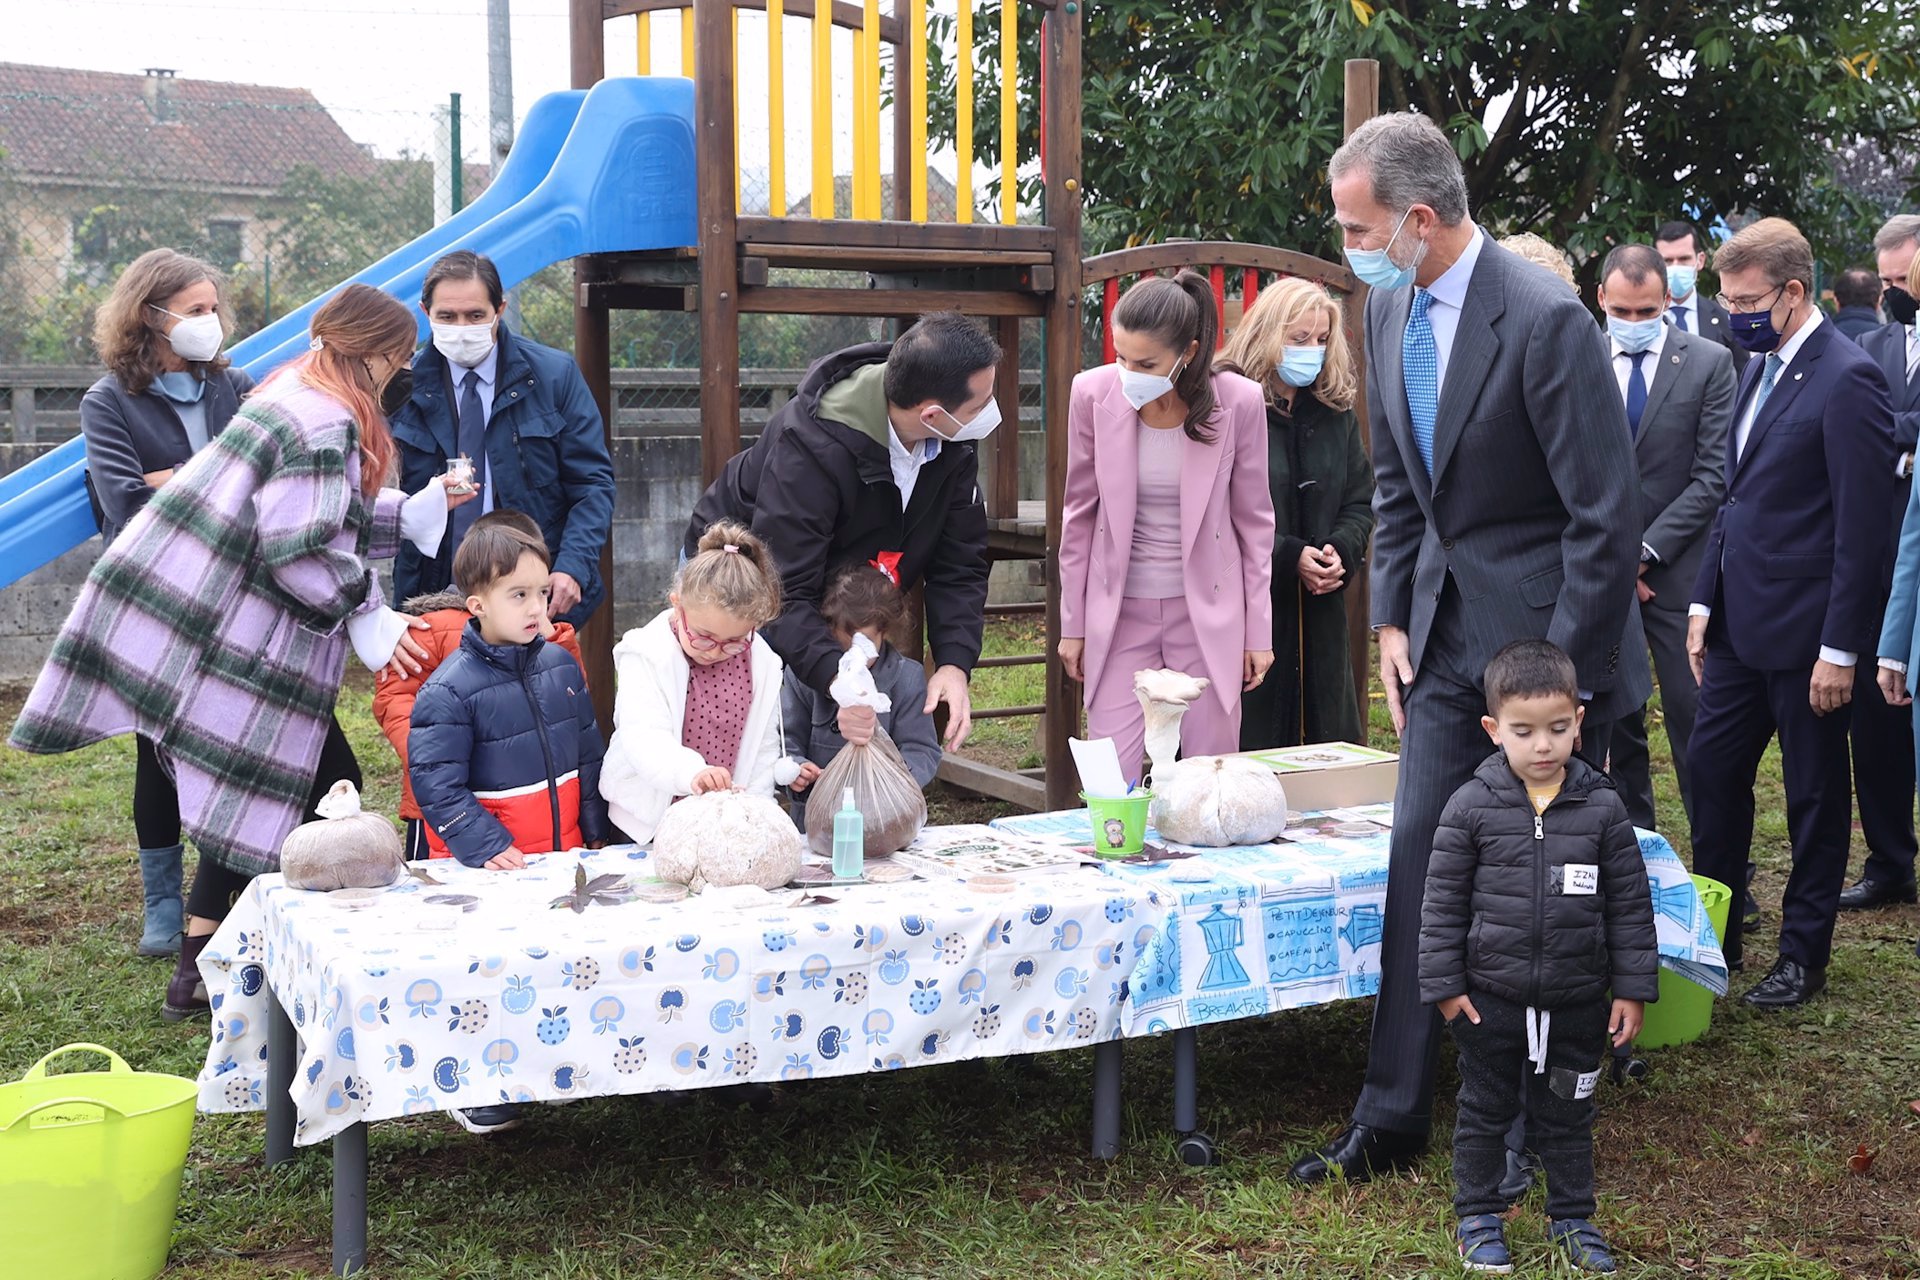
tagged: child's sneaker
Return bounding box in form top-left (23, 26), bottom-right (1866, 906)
top-left (1456, 1214), bottom-right (1513, 1273)
top-left (1547, 1218), bottom-right (1617, 1273)
top-left (452, 1103), bottom-right (523, 1135)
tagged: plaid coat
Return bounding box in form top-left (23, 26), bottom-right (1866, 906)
top-left (10, 378), bottom-right (406, 876)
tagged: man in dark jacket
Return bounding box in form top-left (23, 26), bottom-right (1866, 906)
top-left (1829, 267), bottom-right (1884, 343)
top-left (390, 250), bottom-right (616, 626)
top-left (1421, 640), bottom-right (1658, 1276)
top-left (685, 313), bottom-right (1001, 750)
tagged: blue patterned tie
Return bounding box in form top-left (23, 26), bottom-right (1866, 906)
top-left (449, 369), bottom-right (486, 548)
top-left (1625, 351), bottom-right (1649, 439)
top-left (1403, 287), bottom-right (1439, 474)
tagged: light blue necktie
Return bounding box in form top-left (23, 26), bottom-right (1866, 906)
top-left (1404, 287), bottom-right (1438, 474)
top-left (1741, 353), bottom-right (1783, 460)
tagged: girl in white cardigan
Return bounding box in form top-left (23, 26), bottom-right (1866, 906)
top-left (600, 522), bottom-right (809, 843)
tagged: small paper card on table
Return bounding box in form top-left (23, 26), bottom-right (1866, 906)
top-left (1070, 736), bottom-right (1129, 798)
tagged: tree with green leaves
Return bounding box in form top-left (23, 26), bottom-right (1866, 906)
top-left (933, 1), bottom-right (1920, 280)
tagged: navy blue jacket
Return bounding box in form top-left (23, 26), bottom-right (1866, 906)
top-left (1691, 318), bottom-right (1897, 668)
top-left (389, 327), bottom-right (616, 625)
top-left (408, 621), bottom-right (609, 866)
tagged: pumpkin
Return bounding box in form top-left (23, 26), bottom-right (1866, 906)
top-left (1149, 755), bottom-right (1290, 848)
top-left (279, 780), bottom-right (406, 891)
top-left (651, 789), bottom-right (804, 892)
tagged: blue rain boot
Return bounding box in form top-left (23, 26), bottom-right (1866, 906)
top-left (137, 845), bottom-right (185, 958)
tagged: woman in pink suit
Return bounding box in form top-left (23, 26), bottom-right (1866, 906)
top-left (1058, 271), bottom-right (1277, 778)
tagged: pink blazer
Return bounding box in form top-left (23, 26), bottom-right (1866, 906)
top-left (1058, 364), bottom-right (1276, 715)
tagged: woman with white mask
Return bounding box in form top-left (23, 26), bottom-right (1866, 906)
top-left (1217, 277), bottom-right (1375, 748)
top-left (1058, 270), bottom-right (1277, 779)
top-left (77, 247), bottom-right (253, 961)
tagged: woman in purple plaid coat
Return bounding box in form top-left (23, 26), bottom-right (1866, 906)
top-left (10, 285), bottom-right (472, 1020)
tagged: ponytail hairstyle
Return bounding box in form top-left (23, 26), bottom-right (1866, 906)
top-left (1111, 269), bottom-right (1219, 442)
top-left (820, 561), bottom-right (910, 645)
top-left (264, 284), bottom-right (417, 497)
top-left (674, 520), bottom-right (783, 627)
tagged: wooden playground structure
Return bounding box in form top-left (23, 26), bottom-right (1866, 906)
top-left (566, 0), bottom-right (1380, 810)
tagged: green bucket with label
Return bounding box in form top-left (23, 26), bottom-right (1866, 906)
top-left (1082, 790), bottom-right (1152, 858)
top-left (1636, 875), bottom-right (1732, 1049)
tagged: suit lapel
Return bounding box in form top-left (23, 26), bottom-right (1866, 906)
top-left (1634, 336), bottom-right (1685, 456)
top-left (1096, 385), bottom-right (1140, 557)
top-left (1430, 255), bottom-right (1503, 481)
top-left (1734, 323), bottom-right (1827, 479)
top-left (1178, 414), bottom-right (1216, 560)
top-left (1878, 329), bottom-right (1919, 412)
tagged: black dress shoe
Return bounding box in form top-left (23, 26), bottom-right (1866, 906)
top-left (1287, 1122), bottom-right (1426, 1184)
top-left (1741, 957), bottom-right (1826, 1009)
top-left (1836, 877), bottom-right (1919, 910)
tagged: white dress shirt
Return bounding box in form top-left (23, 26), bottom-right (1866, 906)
top-left (887, 424), bottom-right (942, 510)
top-left (1421, 226), bottom-right (1486, 395)
top-left (1666, 290), bottom-right (1705, 334)
top-left (1690, 310), bottom-right (1853, 666)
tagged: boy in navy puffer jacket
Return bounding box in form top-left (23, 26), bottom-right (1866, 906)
top-left (1420, 639), bottom-right (1658, 1275)
top-left (409, 521), bottom-right (608, 868)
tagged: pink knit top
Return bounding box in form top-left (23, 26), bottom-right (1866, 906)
top-left (681, 642), bottom-right (754, 775)
top-left (1124, 423), bottom-right (1186, 599)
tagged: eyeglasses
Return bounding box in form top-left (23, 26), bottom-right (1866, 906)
top-left (675, 605), bottom-right (753, 655)
top-left (1714, 283), bottom-right (1785, 314)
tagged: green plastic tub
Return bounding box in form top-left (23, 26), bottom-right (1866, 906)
top-left (1082, 789), bottom-right (1153, 858)
top-left (0, 1043), bottom-right (198, 1280)
top-left (1636, 875), bottom-right (1732, 1049)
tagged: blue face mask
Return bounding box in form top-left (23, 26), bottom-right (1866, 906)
top-left (1606, 315), bottom-right (1663, 354)
top-left (1666, 263), bottom-right (1698, 301)
top-left (1728, 285), bottom-right (1789, 353)
top-left (1277, 345), bottom-right (1327, 388)
top-left (153, 371), bottom-right (206, 403)
top-left (1343, 207), bottom-right (1424, 291)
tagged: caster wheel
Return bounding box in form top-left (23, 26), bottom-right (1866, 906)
top-left (1618, 1056), bottom-right (1651, 1083)
top-left (1175, 1132), bottom-right (1221, 1167)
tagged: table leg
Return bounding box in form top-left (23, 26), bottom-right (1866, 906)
top-left (1171, 1025), bottom-right (1220, 1167)
top-left (332, 1122), bottom-right (368, 1277)
top-left (266, 990), bottom-right (295, 1167)
top-left (1090, 1040), bottom-right (1122, 1160)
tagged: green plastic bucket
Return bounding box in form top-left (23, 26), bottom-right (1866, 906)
top-left (1636, 875), bottom-right (1732, 1050)
top-left (1082, 790), bottom-right (1153, 858)
top-left (0, 1043), bottom-right (198, 1280)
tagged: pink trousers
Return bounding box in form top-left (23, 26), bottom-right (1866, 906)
top-left (1085, 594), bottom-right (1241, 782)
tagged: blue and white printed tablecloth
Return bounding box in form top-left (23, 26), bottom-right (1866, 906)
top-left (195, 848), bottom-right (1153, 1144)
top-left (990, 812), bottom-right (1729, 1036)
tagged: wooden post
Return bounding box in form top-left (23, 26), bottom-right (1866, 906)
top-left (1342, 58), bottom-right (1379, 735)
top-left (1041, 4), bottom-right (1083, 810)
top-left (571, 0), bottom-right (617, 730)
top-left (989, 314), bottom-right (1021, 518)
top-left (696, 0), bottom-right (743, 482)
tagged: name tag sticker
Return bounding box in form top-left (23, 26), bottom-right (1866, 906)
top-left (1575, 1067), bottom-right (1601, 1099)
top-left (1563, 864), bottom-right (1599, 896)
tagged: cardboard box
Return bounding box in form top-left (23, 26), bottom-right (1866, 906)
top-left (1233, 742), bottom-right (1400, 812)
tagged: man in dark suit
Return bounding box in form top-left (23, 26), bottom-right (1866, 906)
top-left (1841, 215), bottom-right (1920, 910)
top-left (1657, 220), bottom-right (1751, 372)
top-left (1687, 217), bottom-right (1898, 1008)
top-left (1598, 244), bottom-right (1736, 832)
top-left (1830, 268), bottom-right (1884, 343)
top-left (1290, 112), bottom-right (1646, 1183)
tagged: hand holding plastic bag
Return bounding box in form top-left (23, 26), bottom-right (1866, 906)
top-left (805, 634), bottom-right (926, 857)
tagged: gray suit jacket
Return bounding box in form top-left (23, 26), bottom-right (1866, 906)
top-left (1366, 237), bottom-right (1649, 719)
top-left (1626, 327), bottom-right (1736, 607)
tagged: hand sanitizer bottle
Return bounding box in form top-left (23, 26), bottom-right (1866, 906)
top-left (832, 787), bottom-right (865, 881)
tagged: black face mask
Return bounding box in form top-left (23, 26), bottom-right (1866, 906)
top-left (1885, 285), bottom-right (1919, 327)
top-left (380, 366), bottom-right (414, 416)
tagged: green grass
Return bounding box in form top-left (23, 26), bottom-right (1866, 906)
top-left (2, 651), bottom-right (1918, 1278)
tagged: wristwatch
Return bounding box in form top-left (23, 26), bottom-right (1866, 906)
top-left (1640, 543), bottom-right (1659, 564)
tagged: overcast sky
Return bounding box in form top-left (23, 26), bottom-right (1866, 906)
top-left (3, 0), bottom-right (975, 196)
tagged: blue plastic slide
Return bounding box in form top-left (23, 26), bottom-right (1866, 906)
top-left (0, 77), bottom-right (695, 590)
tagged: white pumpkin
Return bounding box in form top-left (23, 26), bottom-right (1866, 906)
top-left (650, 790), bottom-right (803, 892)
top-left (1149, 755), bottom-right (1290, 848)
top-left (280, 780), bottom-right (406, 891)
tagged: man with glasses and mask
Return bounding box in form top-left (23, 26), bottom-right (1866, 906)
top-left (1685, 217), bottom-right (1897, 1008)
top-left (684, 312), bottom-right (1002, 751)
top-left (390, 250), bottom-right (617, 627)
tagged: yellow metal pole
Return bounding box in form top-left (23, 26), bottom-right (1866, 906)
top-left (909, 0), bottom-right (927, 220)
top-left (851, 10), bottom-right (868, 218)
top-left (636, 11), bottom-right (651, 74)
top-left (861, 0), bottom-right (881, 218)
top-left (811, 5), bottom-right (833, 216)
top-left (768, 0), bottom-right (785, 215)
top-left (999, 0), bottom-right (1016, 224)
top-left (682, 8), bottom-right (696, 76)
top-left (955, 0), bottom-right (973, 223)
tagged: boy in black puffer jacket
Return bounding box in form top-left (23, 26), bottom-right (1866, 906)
top-left (1420, 640), bottom-right (1658, 1275)
top-left (409, 521), bottom-right (609, 869)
